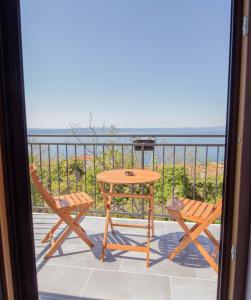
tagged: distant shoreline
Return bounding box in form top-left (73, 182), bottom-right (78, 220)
top-left (28, 126), bottom-right (225, 131)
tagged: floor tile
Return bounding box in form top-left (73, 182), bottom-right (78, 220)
top-left (44, 235), bottom-right (122, 271)
top-left (171, 277), bottom-right (217, 300)
top-left (195, 267), bottom-right (218, 281)
top-left (120, 256), bottom-right (197, 278)
top-left (38, 265), bottom-right (92, 298)
top-left (82, 269), bottom-right (171, 300)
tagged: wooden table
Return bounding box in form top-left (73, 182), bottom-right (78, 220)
top-left (97, 169), bottom-right (160, 267)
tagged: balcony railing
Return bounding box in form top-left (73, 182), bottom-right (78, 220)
top-left (28, 133), bottom-right (225, 218)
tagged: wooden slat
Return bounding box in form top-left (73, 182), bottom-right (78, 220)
top-left (64, 195), bottom-right (76, 206)
top-left (70, 193), bottom-right (83, 205)
top-left (73, 193), bottom-right (85, 205)
top-left (201, 204), bottom-right (215, 219)
top-left (54, 192), bottom-right (93, 209)
top-left (186, 201), bottom-right (203, 216)
top-left (67, 194), bottom-right (81, 206)
top-left (181, 199), bottom-right (190, 206)
top-left (55, 194), bottom-right (73, 205)
top-left (112, 223), bottom-right (148, 229)
top-left (78, 192), bottom-right (94, 204)
top-left (194, 202), bottom-right (208, 217)
top-left (181, 200), bottom-right (196, 214)
top-left (106, 243), bottom-right (147, 253)
top-left (54, 195), bottom-right (72, 209)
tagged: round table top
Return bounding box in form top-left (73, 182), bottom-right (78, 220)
top-left (96, 169), bottom-right (161, 184)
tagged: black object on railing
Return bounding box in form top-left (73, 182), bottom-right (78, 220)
top-left (133, 138), bottom-right (156, 151)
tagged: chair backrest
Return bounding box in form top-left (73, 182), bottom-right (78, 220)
top-left (29, 164), bottom-right (58, 212)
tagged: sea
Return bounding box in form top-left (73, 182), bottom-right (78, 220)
top-left (27, 127), bottom-right (226, 164)
top-left (27, 127), bottom-right (225, 144)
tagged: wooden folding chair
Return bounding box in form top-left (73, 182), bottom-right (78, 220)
top-left (167, 198), bottom-right (222, 272)
top-left (29, 164), bottom-right (94, 258)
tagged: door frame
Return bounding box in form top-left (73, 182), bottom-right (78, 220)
top-left (0, 0), bottom-right (38, 299)
top-left (0, 0), bottom-right (250, 299)
top-left (221, 0), bottom-right (251, 298)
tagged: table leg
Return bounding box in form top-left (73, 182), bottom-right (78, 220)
top-left (99, 181), bottom-right (114, 261)
top-left (146, 198), bottom-right (151, 267)
top-left (100, 194), bottom-right (112, 262)
top-left (108, 184), bottom-right (115, 233)
top-left (150, 185), bottom-right (154, 237)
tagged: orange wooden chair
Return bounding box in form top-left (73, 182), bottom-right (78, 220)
top-left (167, 198), bottom-right (222, 272)
top-left (29, 164), bottom-right (94, 258)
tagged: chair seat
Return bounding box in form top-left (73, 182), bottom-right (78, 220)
top-left (54, 192), bottom-right (94, 211)
top-left (168, 198), bottom-right (221, 223)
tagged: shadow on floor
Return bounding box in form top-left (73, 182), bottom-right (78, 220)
top-left (36, 227), bottom-right (217, 272)
top-left (39, 291), bottom-right (101, 300)
top-left (158, 231), bottom-right (218, 268)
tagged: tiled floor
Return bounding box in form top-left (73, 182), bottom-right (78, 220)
top-left (34, 214), bottom-right (220, 300)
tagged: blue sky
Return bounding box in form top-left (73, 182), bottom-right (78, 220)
top-left (21, 0), bottom-right (231, 129)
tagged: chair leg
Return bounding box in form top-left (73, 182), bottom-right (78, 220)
top-left (168, 218), bottom-right (194, 260)
top-left (44, 211), bottom-right (93, 258)
top-left (192, 239), bottom-right (218, 272)
top-left (44, 225), bottom-right (72, 258)
top-left (168, 219), bottom-right (219, 272)
top-left (41, 218), bottom-right (64, 243)
top-left (146, 200), bottom-right (151, 268)
top-left (178, 223), bottom-right (199, 242)
top-left (204, 228), bottom-right (220, 249)
top-left (66, 212), bottom-right (94, 248)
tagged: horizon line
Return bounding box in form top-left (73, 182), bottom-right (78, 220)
top-left (28, 125), bottom-right (226, 130)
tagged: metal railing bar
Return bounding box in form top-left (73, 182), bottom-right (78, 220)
top-left (112, 145), bottom-right (115, 169)
top-left (74, 145), bottom-right (78, 192)
top-left (30, 144), bottom-right (34, 163)
top-left (84, 145), bottom-right (87, 192)
top-left (48, 144), bottom-right (51, 193)
top-left (56, 145), bottom-right (60, 195)
top-left (122, 145), bottom-right (124, 168)
top-left (65, 145), bottom-right (69, 193)
top-left (30, 144), bottom-right (35, 203)
top-left (93, 145), bottom-right (97, 209)
top-left (193, 146), bottom-right (197, 200)
top-left (152, 148), bottom-right (155, 171)
top-left (215, 146), bottom-right (220, 202)
top-left (131, 145), bottom-right (134, 169)
top-left (162, 146), bottom-right (165, 214)
top-left (28, 142), bottom-right (225, 147)
top-left (28, 134), bottom-right (225, 138)
top-left (141, 145), bottom-right (144, 169)
top-left (204, 146), bottom-right (208, 201)
top-left (102, 145), bottom-right (105, 169)
top-left (183, 146), bottom-right (186, 198)
top-left (131, 145), bottom-right (134, 213)
top-left (172, 146), bottom-right (176, 203)
top-left (39, 144), bottom-right (42, 180)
